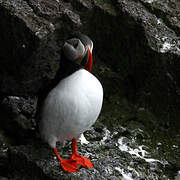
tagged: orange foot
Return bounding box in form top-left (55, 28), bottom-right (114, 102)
top-left (70, 153), bottom-right (94, 168)
top-left (54, 148), bottom-right (78, 172)
top-left (53, 139), bottom-right (94, 173)
top-left (59, 158), bottom-right (78, 172)
top-left (70, 139), bottom-right (94, 168)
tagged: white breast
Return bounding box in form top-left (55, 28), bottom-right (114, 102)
top-left (39, 69), bottom-right (103, 148)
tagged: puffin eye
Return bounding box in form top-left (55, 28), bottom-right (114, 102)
top-left (73, 41), bottom-right (78, 48)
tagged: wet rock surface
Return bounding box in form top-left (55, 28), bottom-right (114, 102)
top-left (0, 0), bottom-right (180, 179)
top-left (2, 124), bottom-right (179, 179)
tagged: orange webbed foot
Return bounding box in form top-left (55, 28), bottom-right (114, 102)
top-left (71, 153), bottom-right (94, 168)
top-left (71, 139), bottom-right (94, 168)
top-left (53, 138), bottom-right (94, 173)
top-left (60, 158), bottom-right (79, 172)
top-left (54, 148), bottom-right (79, 173)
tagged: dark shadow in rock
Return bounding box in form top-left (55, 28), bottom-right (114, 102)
top-left (0, 97), bottom-right (37, 146)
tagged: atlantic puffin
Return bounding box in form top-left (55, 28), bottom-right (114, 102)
top-left (39, 34), bottom-right (103, 172)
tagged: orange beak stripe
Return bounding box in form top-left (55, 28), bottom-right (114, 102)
top-left (77, 56), bottom-right (83, 61)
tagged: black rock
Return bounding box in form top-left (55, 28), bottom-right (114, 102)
top-left (0, 0), bottom-right (180, 179)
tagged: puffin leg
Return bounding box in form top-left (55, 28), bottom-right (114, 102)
top-left (70, 139), bottom-right (94, 168)
top-left (53, 147), bottom-right (78, 172)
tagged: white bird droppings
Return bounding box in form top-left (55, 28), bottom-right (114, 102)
top-left (117, 137), bottom-right (167, 165)
top-left (79, 134), bottom-right (89, 145)
top-left (160, 41), bottom-right (172, 53)
top-left (115, 167), bottom-right (134, 180)
top-left (100, 128), bottom-right (111, 145)
top-left (7, 96), bottom-right (20, 100)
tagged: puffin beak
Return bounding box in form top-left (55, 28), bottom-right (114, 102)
top-left (87, 45), bottom-right (92, 54)
top-left (84, 48), bottom-right (93, 72)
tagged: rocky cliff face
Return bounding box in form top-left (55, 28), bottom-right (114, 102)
top-left (0, 0), bottom-right (180, 179)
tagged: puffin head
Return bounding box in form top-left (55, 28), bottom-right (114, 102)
top-left (63, 34), bottom-right (93, 72)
